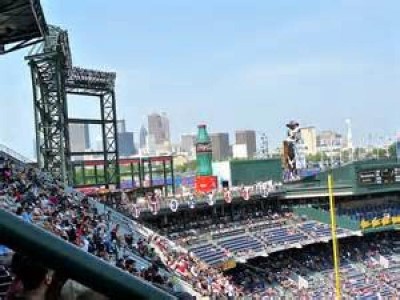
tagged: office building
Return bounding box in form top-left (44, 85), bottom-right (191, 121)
top-left (118, 132), bottom-right (136, 157)
top-left (161, 112), bottom-right (170, 142)
top-left (147, 135), bottom-right (157, 155)
top-left (69, 123), bottom-right (91, 160)
top-left (84, 124), bottom-right (90, 150)
top-left (180, 134), bottom-right (196, 154)
top-left (317, 130), bottom-right (344, 158)
top-left (117, 120), bottom-right (126, 133)
top-left (300, 126), bottom-right (317, 155)
top-left (235, 130), bottom-right (257, 158)
top-left (148, 112), bottom-right (170, 145)
top-left (139, 124), bottom-right (148, 152)
top-left (69, 124), bottom-right (88, 153)
top-left (210, 133), bottom-right (230, 161)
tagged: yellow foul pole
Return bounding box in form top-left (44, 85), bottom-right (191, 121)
top-left (328, 171), bottom-right (341, 300)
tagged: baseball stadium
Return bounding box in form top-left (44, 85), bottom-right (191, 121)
top-left (0, 1), bottom-right (399, 300)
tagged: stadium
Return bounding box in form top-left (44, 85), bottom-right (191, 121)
top-left (1, 1), bottom-right (400, 300)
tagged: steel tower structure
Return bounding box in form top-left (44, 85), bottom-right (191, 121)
top-left (26, 26), bottom-right (120, 187)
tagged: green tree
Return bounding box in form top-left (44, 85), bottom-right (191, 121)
top-left (354, 147), bottom-right (366, 160)
top-left (371, 148), bottom-right (388, 159)
top-left (389, 143), bottom-right (397, 158)
top-left (175, 160), bottom-right (197, 174)
top-left (307, 152), bottom-right (328, 163)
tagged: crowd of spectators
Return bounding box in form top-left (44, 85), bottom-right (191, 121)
top-left (149, 234), bottom-right (239, 298)
top-left (3, 153), bottom-right (400, 299)
top-left (244, 232), bottom-right (400, 299)
top-left (0, 156), bottom-right (176, 299)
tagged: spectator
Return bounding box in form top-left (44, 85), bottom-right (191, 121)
top-left (7, 253), bottom-right (55, 300)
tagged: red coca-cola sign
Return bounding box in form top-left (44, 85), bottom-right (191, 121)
top-left (195, 176), bottom-right (218, 193)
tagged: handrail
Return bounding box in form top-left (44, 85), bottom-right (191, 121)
top-left (0, 209), bottom-right (176, 300)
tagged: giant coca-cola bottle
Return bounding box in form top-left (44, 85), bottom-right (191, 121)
top-left (196, 124), bottom-right (213, 176)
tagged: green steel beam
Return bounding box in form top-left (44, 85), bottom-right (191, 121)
top-left (0, 209), bottom-right (176, 300)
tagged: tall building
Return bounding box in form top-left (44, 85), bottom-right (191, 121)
top-left (69, 124), bottom-right (91, 160)
top-left (69, 124), bottom-right (88, 153)
top-left (84, 124), bottom-right (90, 150)
top-left (147, 134), bottom-right (157, 155)
top-left (139, 124), bottom-right (148, 152)
top-left (300, 126), bottom-right (317, 155)
top-left (235, 130), bottom-right (257, 159)
top-left (147, 112), bottom-right (170, 145)
top-left (161, 112), bottom-right (170, 143)
top-left (118, 132), bottom-right (135, 157)
top-left (180, 134), bottom-right (196, 154)
top-left (117, 120), bottom-right (126, 133)
top-left (317, 130), bottom-right (343, 159)
top-left (210, 133), bottom-right (230, 161)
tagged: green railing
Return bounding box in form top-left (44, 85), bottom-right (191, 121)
top-left (0, 209), bottom-right (176, 300)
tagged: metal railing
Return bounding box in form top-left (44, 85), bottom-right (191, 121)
top-left (0, 209), bottom-right (176, 300)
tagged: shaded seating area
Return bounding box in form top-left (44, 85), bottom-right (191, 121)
top-left (256, 227), bottom-right (307, 248)
top-left (217, 235), bottom-right (264, 254)
top-left (188, 243), bottom-right (227, 266)
top-left (298, 221), bottom-right (347, 239)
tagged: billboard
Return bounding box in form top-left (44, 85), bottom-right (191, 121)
top-left (195, 175), bottom-right (218, 193)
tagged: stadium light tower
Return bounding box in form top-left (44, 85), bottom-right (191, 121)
top-left (26, 26), bottom-right (120, 188)
top-left (345, 119), bottom-right (353, 162)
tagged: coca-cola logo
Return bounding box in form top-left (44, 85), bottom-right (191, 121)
top-left (196, 143), bottom-right (212, 153)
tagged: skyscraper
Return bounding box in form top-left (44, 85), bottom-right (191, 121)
top-left (139, 124), bottom-right (148, 151)
top-left (300, 127), bottom-right (317, 155)
top-left (117, 120), bottom-right (126, 133)
top-left (69, 124), bottom-right (88, 153)
top-left (317, 130), bottom-right (343, 159)
top-left (180, 134), bottom-right (196, 154)
top-left (147, 112), bottom-right (170, 145)
top-left (235, 130), bottom-right (257, 158)
top-left (115, 119), bottom-right (136, 156)
top-left (210, 133), bottom-right (230, 161)
top-left (84, 124), bottom-right (90, 150)
top-left (118, 132), bottom-right (135, 157)
top-left (161, 112), bottom-right (170, 143)
top-left (69, 124), bottom-right (90, 160)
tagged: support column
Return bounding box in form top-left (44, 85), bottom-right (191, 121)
top-left (170, 158), bottom-right (175, 195)
top-left (163, 160), bottom-right (167, 197)
top-left (148, 160), bottom-right (153, 188)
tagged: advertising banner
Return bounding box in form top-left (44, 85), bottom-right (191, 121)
top-left (195, 175), bottom-right (218, 193)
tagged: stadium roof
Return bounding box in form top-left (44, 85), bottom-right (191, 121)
top-left (0, 0), bottom-right (48, 53)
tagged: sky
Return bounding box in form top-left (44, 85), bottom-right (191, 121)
top-left (0, 0), bottom-right (399, 159)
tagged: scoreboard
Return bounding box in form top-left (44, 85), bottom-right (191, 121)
top-left (358, 168), bottom-right (400, 186)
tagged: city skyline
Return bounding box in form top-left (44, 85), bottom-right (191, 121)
top-left (0, 1), bottom-right (399, 159)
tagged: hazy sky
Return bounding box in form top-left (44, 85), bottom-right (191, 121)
top-left (0, 0), bottom-right (399, 158)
